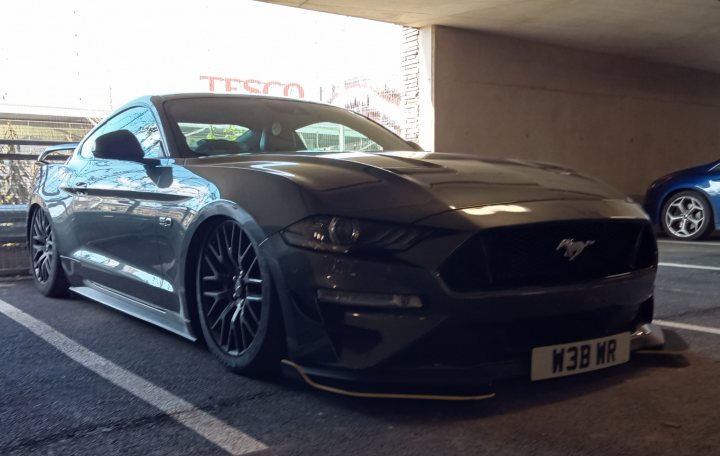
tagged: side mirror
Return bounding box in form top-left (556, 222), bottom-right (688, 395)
top-left (406, 140), bottom-right (424, 151)
top-left (93, 130), bottom-right (144, 162)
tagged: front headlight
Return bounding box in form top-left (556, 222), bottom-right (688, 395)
top-left (281, 216), bottom-right (430, 253)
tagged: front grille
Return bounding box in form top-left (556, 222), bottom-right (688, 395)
top-left (439, 220), bottom-right (656, 292)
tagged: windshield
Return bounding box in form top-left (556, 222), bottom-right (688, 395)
top-left (165, 96), bottom-right (414, 157)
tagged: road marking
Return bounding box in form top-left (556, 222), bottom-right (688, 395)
top-left (658, 240), bottom-right (720, 247)
top-left (0, 298), bottom-right (267, 455)
top-left (659, 262), bottom-right (720, 272)
top-left (654, 319), bottom-right (720, 336)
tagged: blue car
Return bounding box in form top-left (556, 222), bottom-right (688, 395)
top-left (643, 160), bottom-right (720, 240)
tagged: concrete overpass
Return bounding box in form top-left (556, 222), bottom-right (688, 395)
top-left (265, 0), bottom-right (720, 199)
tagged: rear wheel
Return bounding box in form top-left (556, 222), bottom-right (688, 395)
top-left (196, 219), bottom-right (283, 374)
top-left (29, 208), bottom-right (69, 297)
top-left (661, 191), bottom-right (714, 241)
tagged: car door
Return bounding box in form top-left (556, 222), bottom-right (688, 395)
top-left (67, 106), bottom-right (174, 309)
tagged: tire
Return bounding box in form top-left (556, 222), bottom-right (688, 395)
top-left (661, 191), bottom-right (714, 241)
top-left (29, 207), bottom-right (70, 297)
top-left (195, 219), bottom-right (284, 374)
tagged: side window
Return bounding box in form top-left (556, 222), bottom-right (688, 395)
top-left (105, 107), bottom-right (164, 158)
top-left (79, 125), bottom-right (106, 159)
top-left (178, 123), bottom-right (250, 151)
top-left (82, 107), bottom-right (164, 159)
top-left (296, 122), bottom-right (382, 152)
top-left (133, 111), bottom-right (164, 158)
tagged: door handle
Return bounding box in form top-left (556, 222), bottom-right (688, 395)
top-left (75, 182), bottom-right (88, 196)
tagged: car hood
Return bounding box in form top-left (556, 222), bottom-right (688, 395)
top-left (184, 152), bottom-right (640, 227)
top-left (185, 151), bottom-right (629, 224)
top-left (650, 160), bottom-right (719, 187)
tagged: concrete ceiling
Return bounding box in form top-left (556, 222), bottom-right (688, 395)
top-left (264, 0), bottom-right (720, 73)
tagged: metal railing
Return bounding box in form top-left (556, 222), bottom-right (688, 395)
top-left (1, 141), bottom-right (72, 276)
top-left (1, 113), bottom-right (94, 276)
top-left (0, 204), bottom-right (29, 276)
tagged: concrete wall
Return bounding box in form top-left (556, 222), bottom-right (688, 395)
top-left (424, 26), bottom-right (720, 199)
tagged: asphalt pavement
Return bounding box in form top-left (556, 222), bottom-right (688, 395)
top-left (1, 240), bottom-right (719, 455)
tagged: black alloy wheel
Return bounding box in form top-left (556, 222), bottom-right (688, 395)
top-left (29, 208), bottom-right (69, 297)
top-left (196, 219), bottom-right (283, 373)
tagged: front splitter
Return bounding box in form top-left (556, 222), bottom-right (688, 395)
top-left (281, 360), bottom-right (497, 401)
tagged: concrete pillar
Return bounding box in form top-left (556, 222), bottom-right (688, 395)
top-left (408, 25), bottom-right (720, 199)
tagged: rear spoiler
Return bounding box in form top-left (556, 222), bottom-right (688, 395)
top-left (37, 143), bottom-right (79, 163)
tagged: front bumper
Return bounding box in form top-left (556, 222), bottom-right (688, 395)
top-left (279, 323), bottom-right (665, 400)
top-left (261, 199), bottom-right (661, 398)
top-left (262, 226), bottom-right (659, 380)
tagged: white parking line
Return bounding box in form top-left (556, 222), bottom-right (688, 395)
top-left (654, 319), bottom-right (720, 336)
top-left (659, 262), bottom-right (720, 272)
top-left (658, 240), bottom-right (720, 247)
top-left (0, 298), bottom-right (267, 455)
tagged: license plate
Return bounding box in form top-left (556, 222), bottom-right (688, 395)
top-left (531, 333), bottom-right (630, 381)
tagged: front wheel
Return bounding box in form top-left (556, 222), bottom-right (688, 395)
top-left (29, 207), bottom-right (69, 297)
top-left (196, 219), bottom-right (284, 374)
top-left (661, 191), bottom-right (714, 241)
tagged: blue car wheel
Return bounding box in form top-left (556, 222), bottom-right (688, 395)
top-left (661, 190), bottom-right (713, 240)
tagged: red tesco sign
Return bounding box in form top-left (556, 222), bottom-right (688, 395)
top-left (200, 75), bottom-right (305, 99)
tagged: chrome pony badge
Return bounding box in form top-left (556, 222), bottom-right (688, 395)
top-left (556, 238), bottom-right (596, 261)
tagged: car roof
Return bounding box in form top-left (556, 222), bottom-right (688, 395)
top-left (118, 93), bottom-right (335, 111)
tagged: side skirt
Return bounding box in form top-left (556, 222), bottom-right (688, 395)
top-left (70, 282), bottom-right (195, 341)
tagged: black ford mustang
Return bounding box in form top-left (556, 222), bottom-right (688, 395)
top-left (29, 94), bottom-right (664, 399)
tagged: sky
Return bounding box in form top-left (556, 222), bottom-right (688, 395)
top-left (0, 0), bottom-right (404, 115)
